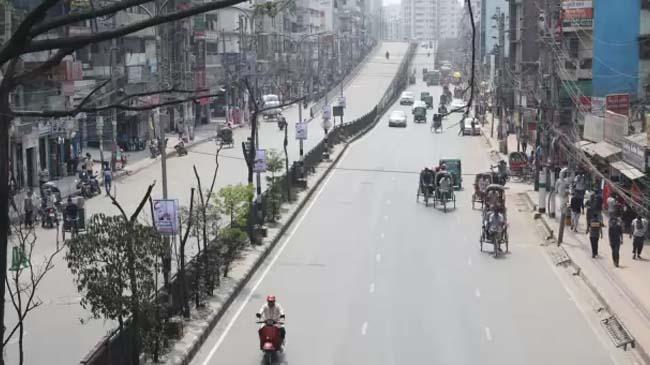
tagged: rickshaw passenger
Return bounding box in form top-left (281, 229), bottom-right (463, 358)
top-left (420, 168), bottom-right (435, 194)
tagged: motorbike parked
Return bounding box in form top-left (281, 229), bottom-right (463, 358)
top-left (41, 206), bottom-right (58, 228)
top-left (76, 172), bottom-right (101, 198)
top-left (490, 160), bottom-right (509, 186)
top-left (174, 142), bottom-right (188, 156)
top-left (149, 141), bottom-right (160, 158)
top-left (256, 319), bottom-right (285, 365)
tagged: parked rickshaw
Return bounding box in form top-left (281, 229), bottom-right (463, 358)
top-left (216, 127), bottom-right (234, 148)
top-left (412, 101), bottom-right (427, 123)
top-left (472, 172), bottom-right (493, 209)
top-left (508, 151), bottom-right (528, 179)
top-left (433, 171), bottom-right (456, 213)
top-left (480, 184), bottom-right (509, 257)
top-left (439, 159), bottom-right (462, 190)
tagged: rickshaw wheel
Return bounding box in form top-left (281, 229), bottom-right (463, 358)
top-left (493, 236), bottom-right (499, 258)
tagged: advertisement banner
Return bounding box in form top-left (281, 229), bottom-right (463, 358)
top-left (253, 149), bottom-right (267, 173)
top-left (606, 93), bottom-right (630, 116)
top-left (295, 122), bottom-right (308, 140)
top-left (153, 199), bottom-right (179, 235)
top-left (591, 97), bottom-right (605, 117)
top-left (561, 0), bottom-right (593, 30)
top-left (604, 111), bottom-right (629, 147)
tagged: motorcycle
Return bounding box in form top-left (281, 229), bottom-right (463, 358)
top-left (257, 319), bottom-right (284, 365)
top-left (41, 206), bottom-right (58, 228)
top-left (76, 172), bottom-right (101, 198)
top-left (174, 142), bottom-right (188, 156)
top-left (149, 142), bottom-right (160, 158)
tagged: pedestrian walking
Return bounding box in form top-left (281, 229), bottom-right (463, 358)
top-left (622, 205), bottom-right (635, 234)
top-left (103, 165), bottom-right (113, 196)
top-left (458, 117), bottom-right (465, 136)
top-left (608, 217), bottom-right (623, 267)
top-left (630, 215), bottom-right (647, 259)
top-left (23, 189), bottom-right (34, 228)
top-left (573, 173), bottom-right (586, 199)
top-left (570, 194), bottom-right (584, 232)
top-left (587, 214), bottom-right (603, 258)
top-left (521, 134), bottom-right (528, 154)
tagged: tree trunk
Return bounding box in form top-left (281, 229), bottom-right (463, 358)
top-left (179, 241), bottom-right (189, 318)
top-left (283, 125), bottom-right (291, 203)
top-left (125, 232), bottom-right (140, 365)
top-left (0, 98), bottom-right (14, 365)
top-left (18, 319), bottom-right (23, 365)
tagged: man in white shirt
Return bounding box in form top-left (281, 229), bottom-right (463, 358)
top-left (631, 215), bottom-right (647, 259)
top-left (256, 295), bottom-right (286, 340)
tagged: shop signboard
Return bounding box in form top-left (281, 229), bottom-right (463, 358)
top-left (605, 93), bottom-right (630, 116)
top-left (561, 0), bottom-right (593, 31)
top-left (603, 111), bottom-right (629, 147)
top-left (622, 134), bottom-right (648, 171)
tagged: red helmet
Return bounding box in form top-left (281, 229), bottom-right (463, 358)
top-left (266, 295), bottom-right (276, 303)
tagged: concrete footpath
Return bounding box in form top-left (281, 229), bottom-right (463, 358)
top-left (481, 112), bottom-right (650, 360)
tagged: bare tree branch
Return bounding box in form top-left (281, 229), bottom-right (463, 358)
top-left (12, 90), bottom-right (222, 118)
top-left (130, 182), bottom-right (156, 224)
top-left (14, 48), bottom-right (76, 82)
top-left (78, 79), bottom-right (112, 108)
top-left (31, 0), bottom-right (156, 36)
top-left (20, 0), bottom-right (246, 56)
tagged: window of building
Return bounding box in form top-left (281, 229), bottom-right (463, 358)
top-left (641, 36), bottom-right (650, 60)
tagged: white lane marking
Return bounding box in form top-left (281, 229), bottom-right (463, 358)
top-left (485, 327), bottom-right (492, 341)
top-left (376, 253), bottom-right (382, 263)
top-left (380, 233), bottom-right (385, 239)
top-left (369, 283), bottom-right (375, 293)
top-left (361, 322), bottom-right (368, 336)
top-left (468, 257), bottom-right (472, 266)
top-left (475, 288), bottom-right (481, 298)
top-left (200, 149), bottom-right (347, 365)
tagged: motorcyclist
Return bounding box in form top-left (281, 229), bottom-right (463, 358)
top-left (385, 51), bottom-right (390, 60)
top-left (256, 295), bottom-right (285, 341)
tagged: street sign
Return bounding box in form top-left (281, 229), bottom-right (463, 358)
top-left (253, 149), bottom-right (267, 173)
top-left (337, 95), bottom-right (346, 108)
top-left (295, 122), bottom-right (308, 140)
top-left (333, 106), bottom-right (344, 117)
top-left (153, 199), bottom-right (179, 235)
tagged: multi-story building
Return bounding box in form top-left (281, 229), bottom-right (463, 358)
top-left (401, 0), bottom-right (437, 42)
top-left (438, 0), bottom-right (462, 40)
top-left (382, 4), bottom-right (402, 41)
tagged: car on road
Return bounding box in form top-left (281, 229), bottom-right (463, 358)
top-left (399, 91), bottom-right (415, 105)
top-left (450, 98), bottom-right (465, 111)
top-left (262, 94), bottom-right (281, 118)
top-left (388, 110), bottom-right (407, 127)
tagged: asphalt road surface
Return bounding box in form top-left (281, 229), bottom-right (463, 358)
top-left (3, 42), bottom-right (408, 365)
top-left (190, 48), bottom-right (619, 365)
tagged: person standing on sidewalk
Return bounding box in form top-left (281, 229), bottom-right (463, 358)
top-left (570, 193), bottom-right (584, 232)
top-left (587, 214), bottom-right (603, 258)
top-left (630, 215), bottom-right (648, 260)
top-left (23, 189), bottom-right (34, 228)
top-left (103, 165), bottom-right (113, 196)
top-left (608, 217), bottom-right (623, 267)
top-left (521, 133), bottom-right (528, 154)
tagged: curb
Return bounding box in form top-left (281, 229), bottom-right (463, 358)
top-left (524, 192), bottom-right (650, 362)
top-left (177, 138), bottom-right (351, 365)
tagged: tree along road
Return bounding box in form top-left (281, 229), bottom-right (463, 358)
top-left (3, 42), bottom-right (408, 365)
top-left (190, 49), bottom-right (621, 365)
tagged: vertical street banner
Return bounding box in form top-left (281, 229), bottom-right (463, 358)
top-left (253, 149), bottom-right (267, 173)
top-left (153, 199), bottom-right (179, 235)
top-left (591, 97), bottom-right (606, 117)
top-left (604, 111), bottom-right (629, 147)
top-left (295, 122), bottom-right (308, 140)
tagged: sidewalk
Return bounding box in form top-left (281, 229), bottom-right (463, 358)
top-left (8, 121), bottom-right (220, 223)
top-left (481, 111), bottom-right (650, 358)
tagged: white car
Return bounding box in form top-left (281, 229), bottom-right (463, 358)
top-left (399, 91), bottom-right (415, 105)
top-left (388, 110), bottom-right (407, 127)
top-left (450, 98), bottom-right (465, 110)
top-left (262, 94), bottom-right (281, 117)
